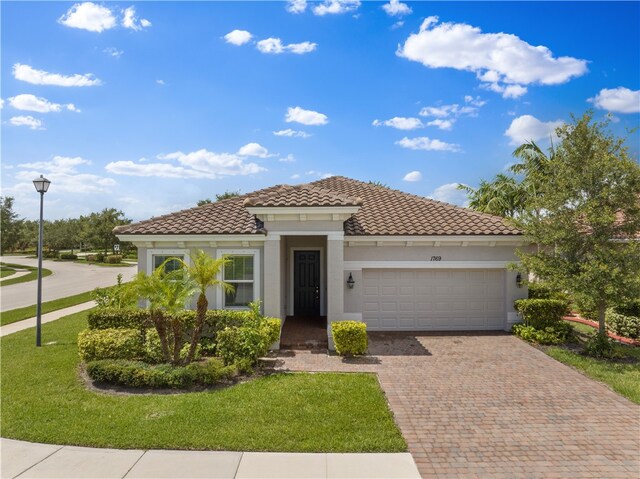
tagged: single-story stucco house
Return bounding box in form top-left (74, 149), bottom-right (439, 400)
top-left (115, 176), bottom-right (528, 346)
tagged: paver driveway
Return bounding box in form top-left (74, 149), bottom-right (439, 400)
top-left (273, 332), bottom-right (639, 479)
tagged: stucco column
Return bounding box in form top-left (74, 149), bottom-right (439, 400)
top-left (263, 234), bottom-right (282, 319)
top-left (326, 232), bottom-right (345, 347)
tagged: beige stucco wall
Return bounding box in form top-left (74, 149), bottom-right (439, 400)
top-left (344, 245), bottom-right (522, 262)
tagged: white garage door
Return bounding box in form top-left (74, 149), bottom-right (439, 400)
top-left (362, 269), bottom-right (505, 331)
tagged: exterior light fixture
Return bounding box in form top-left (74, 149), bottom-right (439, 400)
top-left (347, 272), bottom-right (355, 289)
top-left (33, 175), bottom-right (51, 347)
top-left (516, 272), bottom-right (523, 288)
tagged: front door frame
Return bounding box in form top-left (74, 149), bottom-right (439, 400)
top-left (289, 246), bottom-right (326, 317)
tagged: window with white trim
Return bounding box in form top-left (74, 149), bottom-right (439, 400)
top-left (146, 249), bottom-right (189, 275)
top-left (153, 255), bottom-right (184, 273)
top-left (216, 249), bottom-right (260, 309)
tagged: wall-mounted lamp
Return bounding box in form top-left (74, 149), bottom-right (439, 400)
top-left (347, 272), bottom-right (355, 289)
top-left (516, 272), bottom-right (523, 288)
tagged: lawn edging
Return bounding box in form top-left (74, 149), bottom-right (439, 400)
top-left (563, 315), bottom-right (640, 346)
top-left (0, 262), bottom-right (52, 287)
top-left (1, 291), bottom-right (96, 326)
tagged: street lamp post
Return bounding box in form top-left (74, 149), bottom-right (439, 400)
top-left (33, 175), bottom-right (51, 347)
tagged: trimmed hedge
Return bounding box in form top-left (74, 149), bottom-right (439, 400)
top-left (263, 317), bottom-right (282, 346)
top-left (527, 282), bottom-right (569, 301)
top-left (104, 255), bottom-right (123, 264)
top-left (78, 328), bottom-right (144, 362)
top-left (86, 358), bottom-right (237, 389)
top-left (216, 326), bottom-right (270, 366)
top-left (331, 321), bottom-right (368, 356)
top-left (606, 308), bottom-right (640, 339)
top-left (59, 253), bottom-right (78, 260)
top-left (514, 299), bottom-right (569, 329)
top-left (88, 308), bottom-right (151, 330)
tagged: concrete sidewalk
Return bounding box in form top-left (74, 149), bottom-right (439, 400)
top-left (0, 301), bottom-right (96, 337)
top-left (1, 439), bottom-right (421, 479)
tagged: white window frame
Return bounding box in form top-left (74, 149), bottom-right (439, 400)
top-left (216, 249), bottom-right (261, 310)
top-left (146, 249), bottom-right (190, 274)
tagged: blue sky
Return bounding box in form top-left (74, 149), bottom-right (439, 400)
top-left (2, 1), bottom-right (639, 221)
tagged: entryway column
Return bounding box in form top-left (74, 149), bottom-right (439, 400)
top-left (263, 234), bottom-right (281, 319)
top-left (326, 232), bottom-right (345, 347)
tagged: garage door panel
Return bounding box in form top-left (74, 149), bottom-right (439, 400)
top-left (363, 269), bottom-right (505, 331)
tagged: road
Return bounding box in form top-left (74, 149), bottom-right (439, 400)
top-left (0, 256), bottom-right (137, 312)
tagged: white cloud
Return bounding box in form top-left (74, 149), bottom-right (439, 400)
top-left (106, 148), bottom-right (266, 180)
top-left (237, 142), bottom-right (273, 158)
top-left (279, 154), bottom-right (296, 162)
top-left (256, 38), bottom-right (317, 54)
top-left (396, 136), bottom-right (461, 152)
top-left (306, 170), bottom-right (334, 179)
top-left (286, 106), bottom-right (328, 125)
top-left (273, 128), bottom-right (311, 138)
top-left (391, 21), bottom-right (404, 30)
top-left (15, 156), bottom-right (116, 194)
top-left (426, 119), bottom-right (453, 130)
top-left (58, 2), bottom-right (116, 32)
top-left (287, 0), bottom-right (307, 14)
top-left (313, 0), bottom-right (361, 16)
top-left (156, 79), bottom-right (165, 85)
top-left (398, 16), bottom-right (588, 99)
top-left (372, 117), bottom-right (423, 130)
top-left (589, 87), bottom-right (640, 114)
top-left (9, 116), bottom-right (44, 130)
top-left (504, 115), bottom-right (563, 145)
top-left (13, 63), bottom-right (102, 87)
top-left (428, 183), bottom-right (468, 206)
top-left (122, 6), bottom-right (151, 31)
top-left (8, 94), bottom-right (79, 113)
top-left (291, 174), bottom-right (301, 179)
top-left (103, 47), bottom-right (123, 58)
top-left (403, 170), bottom-right (422, 182)
top-left (383, 0), bottom-right (412, 16)
top-left (0, 99), bottom-right (4, 109)
top-left (464, 95), bottom-right (486, 107)
top-left (224, 29), bottom-right (253, 46)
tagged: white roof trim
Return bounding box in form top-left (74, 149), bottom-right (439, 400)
top-left (344, 235), bottom-right (525, 242)
top-left (246, 206), bottom-right (360, 215)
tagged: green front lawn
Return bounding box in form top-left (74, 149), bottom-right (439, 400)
top-left (0, 291), bottom-right (95, 326)
top-left (0, 265), bottom-right (16, 278)
top-left (544, 322), bottom-right (640, 404)
top-left (0, 262), bottom-right (52, 287)
top-left (1, 310), bottom-right (406, 452)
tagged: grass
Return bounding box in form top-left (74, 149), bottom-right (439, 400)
top-left (73, 260), bottom-right (135, 268)
top-left (544, 322), bottom-right (640, 404)
top-left (0, 262), bottom-right (52, 287)
top-left (1, 265), bottom-right (16, 278)
top-left (0, 290), bottom-right (95, 326)
top-left (0, 310), bottom-right (406, 452)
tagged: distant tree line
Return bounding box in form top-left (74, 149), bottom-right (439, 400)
top-left (0, 197), bottom-right (132, 256)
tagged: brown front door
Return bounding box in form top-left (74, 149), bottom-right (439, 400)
top-left (293, 250), bottom-right (321, 316)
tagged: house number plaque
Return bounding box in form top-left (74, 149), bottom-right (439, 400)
top-left (430, 256), bottom-right (442, 261)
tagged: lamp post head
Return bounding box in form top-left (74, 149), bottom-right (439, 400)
top-left (33, 175), bottom-right (51, 193)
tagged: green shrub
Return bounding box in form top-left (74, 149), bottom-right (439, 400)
top-left (584, 332), bottom-right (617, 359)
top-left (104, 255), bottom-right (123, 264)
top-left (87, 308), bottom-right (151, 330)
top-left (85, 358), bottom-right (236, 389)
top-left (606, 308), bottom-right (640, 339)
top-left (216, 326), bottom-right (269, 366)
top-left (331, 321), bottom-right (368, 356)
top-left (59, 253), bottom-right (78, 260)
top-left (574, 295), bottom-right (598, 320)
top-left (512, 323), bottom-right (573, 345)
top-left (616, 299), bottom-right (640, 318)
top-left (262, 317), bottom-right (282, 346)
top-left (514, 299), bottom-right (569, 329)
top-left (78, 328), bottom-right (144, 362)
top-left (527, 282), bottom-right (569, 301)
top-left (143, 329), bottom-right (201, 364)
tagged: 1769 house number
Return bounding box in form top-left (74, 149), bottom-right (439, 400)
top-left (430, 256), bottom-right (442, 261)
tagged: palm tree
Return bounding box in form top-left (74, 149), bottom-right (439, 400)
top-left (457, 174), bottom-right (526, 218)
top-left (179, 250), bottom-right (233, 363)
top-left (128, 263), bottom-right (197, 365)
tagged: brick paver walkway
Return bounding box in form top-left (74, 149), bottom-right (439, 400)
top-left (270, 332), bottom-right (640, 479)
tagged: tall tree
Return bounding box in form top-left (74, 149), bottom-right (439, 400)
top-left (1, 197), bottom-right (24, 253)
top-left (84, 208), bottom-right (131, 254)
top-left (458, 174), bottom-right (526, 218)
top-left (514, 112), bottom-right (640, 334)
top-left (215, 190), bottom-right (240, 201)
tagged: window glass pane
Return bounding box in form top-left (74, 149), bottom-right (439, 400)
top-left (153, 255), bottom-right (183, 273)
top-left (225, 282), bottom-right (254, 307)
top-left (223, 255), bottom-right (253, 281)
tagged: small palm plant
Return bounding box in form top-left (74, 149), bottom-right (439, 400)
top-left (127, 263), bottom-right (197, 365)
top-left (178, 250), bottom-right (234, 364)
